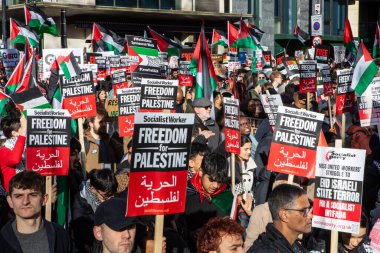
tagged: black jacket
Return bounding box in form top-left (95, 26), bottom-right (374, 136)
top-left (247, 223), bottom-right (308, 253)
top-left (0, 218), bottom-right (72, 253)
top-left (194, 115), bottom-right (221, 152)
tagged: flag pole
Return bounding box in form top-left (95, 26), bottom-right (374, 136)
top-left (2, 0), bottom-right (6, 49)
top-left (60, 9), bottom-right (67, 48)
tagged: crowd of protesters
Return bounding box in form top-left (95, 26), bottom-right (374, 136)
top-left (0, 49), bottom-right (379, 253)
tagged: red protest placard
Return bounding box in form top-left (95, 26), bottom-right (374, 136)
top-left (267, 106), bottom-right (324, 178)
top-left (112, 70), bottom-right (128, 96)
top-left (312, 147), bottom-right (365, 234)
top-left (126, 113), bottom-right (194, 216)
top-left (117, 87), bottom-right (141, 137)
top-left (26, 109), bottom-right (71, 176)
top-left (299, 61), bottom-right (317, 93)
top-left (60, 71), bottom-right (97, 119)
top-left (336, 69), bottom-right (355, 115)
top-left (223, 98), bottom-right (240, 154)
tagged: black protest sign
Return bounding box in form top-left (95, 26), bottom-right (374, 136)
top-left (127, 113), bottom-right (194, 216)
top-left (26, 109), bottom-right (71, 176)
top-left (282, 57), bottom-right (300, 80)
top-left (336, 69), bottom-right (354, 115)
top-left (299, 61), bottom-right (317, 93)
top-left (140, 79), bottom-right (178, 111)
top-left (315, 45), bottom-right (329, 65)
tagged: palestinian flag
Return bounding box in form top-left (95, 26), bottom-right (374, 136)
top-left (351, 42), bottom-right (378, 96)
top-left (92, 23), bottom-right (125, 54)
top-left (47, 58), bottom-right (60, 103)
top-left (24, 4), bottom-right (58, 36)
top-left (247, 23), bottom-right (265, 44)
top-left (15, 53), bottom-right (37, 93)
top-left (228, 21), bottom-right (239, 47)
top-left (10, 18), bottom-right (39, 47)
top-left (212, 29), bottom-right (228, 47)
top-left (189, 26), bottom-right (217, 100)
top-left (373, 22), bottom-right (380, 58)
top-left (0, 91), bottom-right (10, 116)
top-left (11, 87), bottom-right (51, 111)
top-left (233, 20), bottom-right (257, 49)
top-left (147, 26), bottom-right (182, 56)
top-left (60, 52), bottom-right (82, 79)
top-left (344, 17), bottom-right (357, 65)
top-left (293, 24), bottom-right (308, 44)
top-left (4, 55), bottom-right (26, 94)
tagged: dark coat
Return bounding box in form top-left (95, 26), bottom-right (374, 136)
top-left (0, 218), bottom-right (72, 253)
top-left (247, 223), bottom-right (308, 253)
top-left (194, 114), bottom-right (221, 152)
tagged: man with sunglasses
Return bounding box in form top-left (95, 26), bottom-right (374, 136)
top-left (247, 184), bottom-right (312, 253)
top-left (193, 97), bottom-right (221, 152)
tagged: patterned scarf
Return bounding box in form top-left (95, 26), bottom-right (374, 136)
top-left (4, 136), bottom-right (25, 173)
top-left (190, 172), bottom-right (227, 202)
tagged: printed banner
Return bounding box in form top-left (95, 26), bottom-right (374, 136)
top-left (336, 69), bottom-right (355, 115)
top-left (95, 56), bottom-right (107, 80)
top-left (267, 106), bottom-right (324, 178)
top-left (180, 48), bottom-right (194, 62)
top-left (223, 98), bottom-right (240, 154)
top-left (105, 98), bottom-right (118, 118)
top-left (315, 45), bottom-right (329, 67)
top-left (60, 71), bottom-right (97, 119)
top-left (112, 70), bottom-right (128, 95)
top-left (118, 87), bottom-right (141, 137)
top-left (282, 57), bottom-right (300, 80)
top-left (299, 61), bottom-right (317, 93)
top-left (276, 51), bottom-right (286, 75)
top-left (126, 35), bottom-right (161, 75)
top-left (126, 113), bottom-right (194, 216)
top-left (179, 61), bottom-right (193, 86)
top-left (108, 55), bottom-right (120, 73)
top-left (313, 147), bottom-right (365, 234)
top-left (358, 77), bottom-right (380, 127)
top-left (333, 45), bottom-right (346, 64)
top-left (26, 109), bottom-right (71, 176)
top-left (140, 78), bottom-right (178, 112)
top-left (0, 49), bottom-right (19, 78)
top-left (43, 48), bottom-right (84, 79)
top-left (263, 51), bottom-right (272, 74)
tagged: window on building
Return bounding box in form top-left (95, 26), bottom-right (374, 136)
top-left (324, 0), bottom-right (346, 36)
top-left (275, 0), bottom-right (297, 34)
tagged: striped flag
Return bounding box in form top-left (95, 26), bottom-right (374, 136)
top-left (10, 18), bottom-right (39, 47)
top-left (24, 4), bottom-right (58, 36)
top-left (4, 54), bottom-right (26, 94)
top-left (247, 23), bottom-right (265, 44)
top-left (0, 91), bottom-right (10, 116)
top-left (373, 22), bottom-right (380, 58)
top-left (212, 29), bottom-right (228, 47)
top-left (228, 21), bottom-right (239, 47)
top-left (351, 42), bottom-right (378, 96)
top-left (189, 25), bottom-right (217, 100)
top-left (344, 17), bottom-right (357, 66)
top-left (11, 87), bottom-right (51, 111)
top-left (15, 53), bottom-right (37, 93)
top-left (60, 52), bottom-right (82, 79)
top-left (92, 23), bottom-right (125, 54)
top-left (147, 26), bottom-right (182, 56)
top-left (293, 24), bottom-right (309, 44)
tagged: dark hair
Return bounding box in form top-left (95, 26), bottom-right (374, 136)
top-left (190, 143), bottom-right (210, 160)
top-left (241, 135), bottom-right (252, 146)
top-left (9, 170), bottom-right (45, 195)
top-left (83, 106), bottom-right (108, 130)
top-left (70, 137), bottom-right (82, 154)
top-left (89, 169), bottom-right (118, 197)
top-left (197, 217), bottom-right (244, 253)
top-left (360, 212), bottom-right (369, 229)
top-left (201, 153), bottom-right (229, 183)
top-left (1, 116), bottom-right (21, 138)
top-left (268, 184), bottom-right (306, 221)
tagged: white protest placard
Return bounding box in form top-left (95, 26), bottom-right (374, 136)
top-left (43, 48), bottom-right (84, 79)
top-left (358, 77), bottom-right (380, 127)
top-left (313, 147), bottom-right (365, 234)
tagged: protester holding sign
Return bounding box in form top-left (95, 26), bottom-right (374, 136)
top-left (0, 110), bottom-right (26, 191)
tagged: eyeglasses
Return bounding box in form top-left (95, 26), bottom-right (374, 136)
top-left (204, 106), bottom-right (212, 110)
top-left (284, 206), bottom-right (313, 217)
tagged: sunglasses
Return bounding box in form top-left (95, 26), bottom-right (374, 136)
top-left (204, 106), bottom-right (212, 110)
